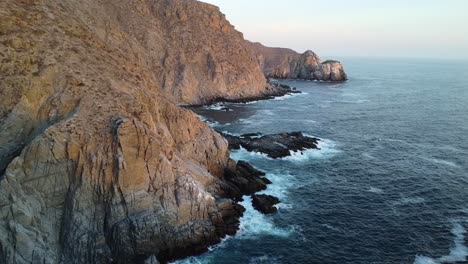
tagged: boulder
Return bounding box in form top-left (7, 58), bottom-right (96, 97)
top-left (251, 194), bottom-right (280, 214)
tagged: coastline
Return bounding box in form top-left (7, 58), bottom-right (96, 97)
top-left (170, 88), bottom-right (321, 263)
top-left (181, 81), bottom-right (301, 108)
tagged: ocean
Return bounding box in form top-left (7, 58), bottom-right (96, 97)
top-left (178, 57), bottom-right (468, 264)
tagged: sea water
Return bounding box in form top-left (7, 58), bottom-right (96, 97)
top-left (177, 57), bottom-right (468, 264)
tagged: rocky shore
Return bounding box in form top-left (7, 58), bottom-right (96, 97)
top-left (249, 42), bottom-right (348, 82)
top-left (0, 0), bottom-right (344, 263)
top-left (223, 132), bottom-right (320, 158)
top-left (186, 80), bottom-right (301, 107)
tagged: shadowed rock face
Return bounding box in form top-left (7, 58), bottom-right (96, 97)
top-left (248, 42), bottom-right (348, 81)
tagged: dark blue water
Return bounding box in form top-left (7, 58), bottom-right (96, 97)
top-left (178, 58), bottom-right (468, 264)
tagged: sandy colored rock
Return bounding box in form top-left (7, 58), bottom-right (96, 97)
top-left (249, 42), bottom-right (347, 81)
top-left (0, 0), bottom-right (253, 263)
top-left (0, 0), bottom-right (348, 263)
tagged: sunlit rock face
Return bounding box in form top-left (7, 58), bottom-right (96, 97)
top-left (0, 0), bottom-right (347, 263)
top-left (0, 0), bottom-right (256, 263)
top-left (248, 42), bottom-right (348, 81)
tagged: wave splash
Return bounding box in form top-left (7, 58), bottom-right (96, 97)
top-left (282, 138), bottom-right (341, 162)
top-left (414, 222), bottom-right (468, 264)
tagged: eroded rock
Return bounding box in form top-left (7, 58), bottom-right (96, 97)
top-left (221, 160), bottom-right (271, 201)
top-left (249, 42), bottom-right (348, 81)
top-left (252, 194), bottom-right (280, 214)
top-left (223, 132), bottom-right (320, 159)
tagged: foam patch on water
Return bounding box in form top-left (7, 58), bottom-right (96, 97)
top-left (230, 137), bottom-right (340, 163)
top-left (230, 146), bottom-right (273, 161)
top-left (236, 196), bottom-right (295, 239)
top-left (256, 173), bottom-right (295, 200)
top-left (203, 103), bottom-right (232, 111)
top-left (368, 187), bottom-right (384, 194)
top-left (394, 197), bottom-right (426, 205)
top-left (249, 255), bottom-right (282, 264)
top-left (414, 222), bottom-right (468, 264)
top-left (362, 152), bottom-right (375, 159)
top-left (421, 157), bottom-right (460, 168)
top-left (197, 115), bottom-right (220, 128)
top-left (323, 99), bottom-right (370, 104)
top-left (281, 138), bottom-right (341, 162)
top-left (273, 92), bottom-right (307, 101)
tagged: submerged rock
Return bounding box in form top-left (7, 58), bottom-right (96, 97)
top-left (252, 194), bottom-right (280, 214)
top-left (223, 132), bottom-right (320, 158)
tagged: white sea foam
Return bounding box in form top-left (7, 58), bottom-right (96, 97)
top-left (421, 157), bottom-right (459, 168)
top-left (322, 224), bottom-right (341, 232)
top-left (362, 152), bottom-right (375, 159)
top-left (282, 138), bottom-right (341, 163)
top-left (231, 100), bottom-right (259, 105)
top-left (256, 173), bottom-right (295, 200)
top-left (236, 196), bottom-right (295, 239)
top-left (249, 255), bottom-right (282, 264)
top-left (368, 187), bottom-right (384, 194)
top-left (414, 256), bottom-right (438, 264)
top-left (414, 222), bottom-right (468, 264)
top-left (273, 92), bottom-right (307, 101)
top-left (204, 103), bottom-right (232, 111)
top-left (230, 146), bottom-right (273, 161)
top-left (323, 99), bottom-right (370, 104)
top-left (395, 197), bottom-right (426, 205)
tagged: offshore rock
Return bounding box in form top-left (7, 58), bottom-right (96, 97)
top-left (223, 132), bottom-right (320, 159)
top-left (221, 160), bottom-right (271, 201)
top-left (251, 194), bottom-right (280, 215)
top-left (248, 42), bottom-right (348, 81)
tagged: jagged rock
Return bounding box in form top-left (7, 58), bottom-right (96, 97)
top-left (0, 0), bottom-right (342, 263)
top-left (251, 194), bottom-right (280, 214)
top-left (221, 160), bottom-right (271, 201)
top-left (0, 0), bottom-right (262, 263)
top-left (248, 42), bottom-right (347, 81)
top-left (223, 132), bottom-right (320, 158)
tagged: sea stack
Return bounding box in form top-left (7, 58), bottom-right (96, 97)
top-left (249, 42), bottom-right (348, 81)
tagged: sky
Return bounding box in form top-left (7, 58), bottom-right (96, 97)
top-left (200, 0), bottom-right (468, 59)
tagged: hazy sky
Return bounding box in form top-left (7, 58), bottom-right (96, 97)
top-left (200, 0), bottom-right (468, 59)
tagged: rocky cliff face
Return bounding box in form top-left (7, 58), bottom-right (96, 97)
top-left (0, 0), bottom-right (262, 263)
top-left (249, 42), bottom-right (347, 81)
top-left (0, 0), bottom-right (346, 263)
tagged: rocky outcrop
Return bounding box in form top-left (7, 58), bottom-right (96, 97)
top-left (252, 194), bottom-right (280, 214)
top-left (222, 161), bottom-right (271, 201)
top-left (223, 132), bottom-right (320, 159)
top-left (0, 0), bottom-right (271, 263)
top-left (248, 42), bottom-right (347, 81)
top-left (0, 0), bottom-right (344, 263)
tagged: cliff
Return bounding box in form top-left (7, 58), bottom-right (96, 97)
top-left (0, 0), bottom-right (256, 263)
top-left (0, 0), bottom-right (346, 263)
top-left (249, 42), bottom-right (347, 81)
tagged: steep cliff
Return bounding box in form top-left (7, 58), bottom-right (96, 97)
top-left (0, 0), bottom-right (346, 263)
top-left (0, 0), bottom-right (263, 263)
top-left (249, 42), bottom-right (347, 81)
